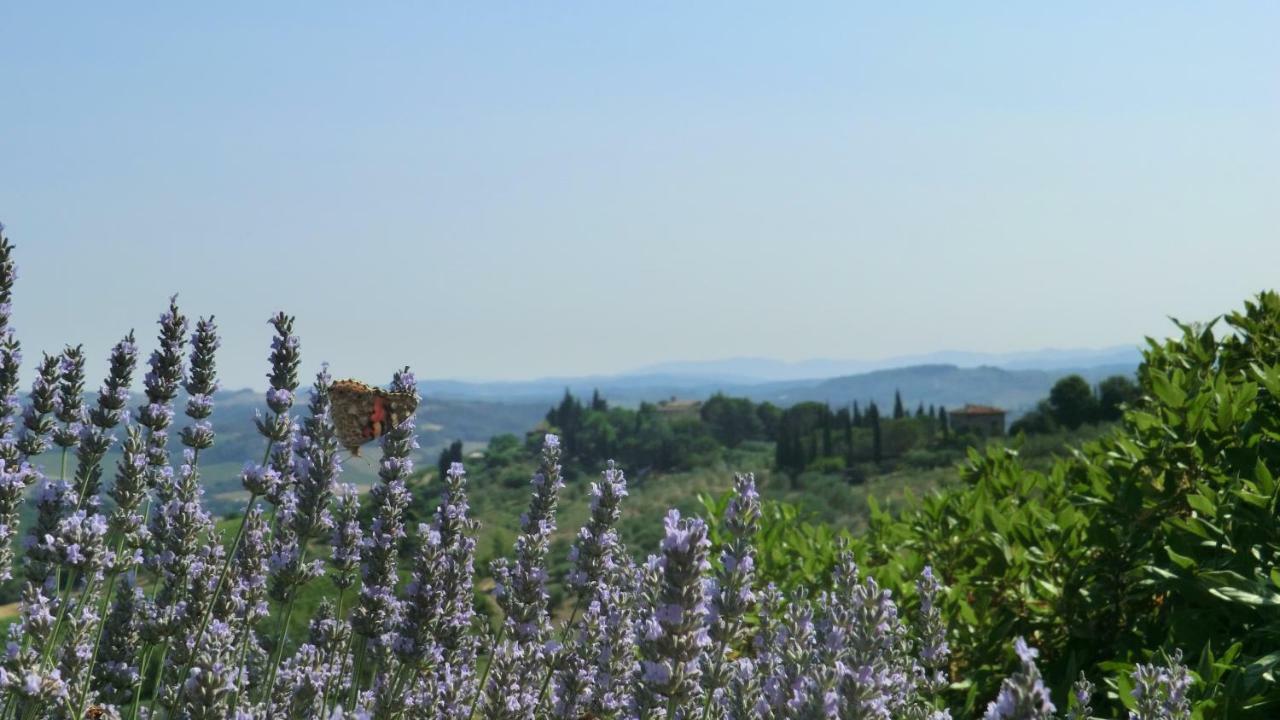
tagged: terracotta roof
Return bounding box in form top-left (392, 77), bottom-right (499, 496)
top-left (950, 404), bottom-right (1005, 416)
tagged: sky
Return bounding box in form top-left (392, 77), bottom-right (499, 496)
top-left (1, 3), bottom-right (1277, 390)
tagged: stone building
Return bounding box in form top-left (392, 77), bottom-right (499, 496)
top-left (947, 404), bottom-right (1006, 436)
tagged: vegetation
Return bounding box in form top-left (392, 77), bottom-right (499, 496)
top-left (711, 293), bottom-right (1280, 717)
top-left (1010, 373), bottom-right (1140, 434)
top-left (0, 226), bottom-right (1240, 720)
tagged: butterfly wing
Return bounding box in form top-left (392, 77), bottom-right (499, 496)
top-left (330, 380), bottom-right (379, 455)
top-left (330, 379), bottom-right (420, 455)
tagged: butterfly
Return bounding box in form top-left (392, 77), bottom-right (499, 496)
top-left (330, 379), bottom-right (419, 456)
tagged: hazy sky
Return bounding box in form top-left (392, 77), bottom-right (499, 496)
top-left (2, 3), bottom-right (1277, 389)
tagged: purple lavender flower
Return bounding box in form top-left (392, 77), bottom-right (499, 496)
top-left (264, 312), bottom-right (301, 414)
top-left (138, 295), bottom-right (188, 471)
top-left (0, 232), bottom-right (24, 469)
top-left (1129, 650), bottom-right (1191, 720)
top-left (291, 366), bottom-right (341, 544)
top-left (222, 505), bottom-right (271, 628)
top-left (636, 509), bottom-right (712, 714)
top-left (492, 434), bottom-right (564, 646)
top-left (1066, 671), bottom-right (1094, 720)
top-left (349, 371), bottom-right (419, 704)
top-left (703, 473), bottom-right (760, 703)
top-left (267, 490), bottom-right (324, 603)
top-left (180, 316), bottom-right (220, 451)
top-left (329, 483), bottom-right (363, 592)
top-left (177, 617), bottom-right (240, 716)
top-left (0, 458), bottom-right (35, 580)
top-left (106, 427), bottom-right (150, 561)
top-left (476, 640), bottom-right (539, 720)
top-left (88, 332), bottom-right (138, 431)
top-left (566, 460), bottom-right (628, 595)
top-left (51, 344), bottom-right (86, 450)
top-left (399, 461), bottom-right (479, 715)
top-left (93, 580), bottom-right (145, 704)
top-left (0, 329), bottom-right (23, 465)
top-left (24, 476), bottom-right (75, 588)
top-left (915, 565), bottom-right (950, 697)
top-left (72, 337), bottom-right (141, 516)
top-left (982, 638), bottom-right (1056, 720)
top-left (16, 354), bottom-right (60, 459)
top-left (552, 565), bottom-right (639, 720)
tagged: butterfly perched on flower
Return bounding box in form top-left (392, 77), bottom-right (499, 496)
top-left (329, 379), bottom-right (419, 456)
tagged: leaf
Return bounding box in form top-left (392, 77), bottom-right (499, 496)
top-left (1256, 458), bottom-right (1275, 496)
top-left (1165, 546), bottom-right (1197, 570)
top-left (1186, 492), bottom-right (1218, 518)
top-left (1150, 371), bottom-right (1187, 409)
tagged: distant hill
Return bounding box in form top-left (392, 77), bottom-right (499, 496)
top-left (631, 345), bottom-right (1143, 381)
top-left (748, 363), bottom-right (1138, 415)
top-left (416, 361), bottom-right (1139, 417)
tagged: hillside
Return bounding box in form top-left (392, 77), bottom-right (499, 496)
top-left (418, 362), bottom-right (1138, 416)
top-left (759, 362), bottom-right (1137, 414)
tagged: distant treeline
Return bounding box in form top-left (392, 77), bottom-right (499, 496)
top-left (435, 372), bottom-right (1139, 483)
top-left (1009, 373), bottom-right (1139, 434)
top-left (529, 389), bottom-right (964, 481)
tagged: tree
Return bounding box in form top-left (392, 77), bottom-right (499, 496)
top-left (820, 405), bottom-right (833, 457)
top-left (756, 402), bottom-right (782, 439)
top-left (547, 389), bottom-right (586, 454)
top-left (590, 388), bottom-right (608, 412)
top-left (1048, 374), bottom-right (1099, 429)
top-left (838, 407), bottom-right (853, 462)
top-left (869, 402), bottom-right (883, 463)
top-left (1097, 375), bottom-right (1140, 421)
top-left (436, 439), bottom-right (464, 480)
top-left (1009, 400), bottom-right (1058, 435)
top-left (852, 401), bottom-right (862, 427)
top-left (939, 407), bottom-right (948, 437)
top-left (915, 402), bottom-right (925, 418)
top-left (701, 393), bottom-right (764, 448)
top-left (893, 390), bottom-right (905, 420)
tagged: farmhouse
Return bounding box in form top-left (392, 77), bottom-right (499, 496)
top-left (655, 397), bottom-right (703, 418)
top-left (948, 404), bottom-right (1006, 436)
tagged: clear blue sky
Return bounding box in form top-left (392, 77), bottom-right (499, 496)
top-left (2, 3), bottom-right (1276, 389)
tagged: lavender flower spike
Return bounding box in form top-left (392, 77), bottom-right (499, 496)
top-left (51, 344), bottom-right (86, 451)
top-left (138, 295), bottom-right (188, 472)
top-left (16, 354), bottom-right (60, 460)
top-left (637, 509), bottom-right (712, 715)
top-left (566, 460), bottom-right (629, 596)
top-left (982, 638), bottom-right (1055, 720)
top-left (180, 315), bottom-right (220, 451)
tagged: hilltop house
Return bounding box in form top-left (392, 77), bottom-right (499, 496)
top-left (655, 397), bottom-right (702, 419)
top-left (948, 404), bottom-right (1006, 436)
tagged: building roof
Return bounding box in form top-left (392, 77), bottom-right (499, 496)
top-left (950, 404), bottom-right (1005, 416)
top-left (655, 398), bottom-right (702, 413)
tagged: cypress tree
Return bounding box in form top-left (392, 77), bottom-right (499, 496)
top-left (869, 402), bottom-right (883, 463)
top-left (852, 401), bottom-right (862, 427)
top-left (893, 390), bottom-right (905, 420)
top-left (839, 407), bottom-right (853, 461)
top-left (821, 405), bottom-right (833, 458)
top-left (915, 401), bottom-right (925, 418)
top-left (939, 407), bottom-right (949, 437)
